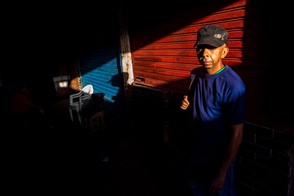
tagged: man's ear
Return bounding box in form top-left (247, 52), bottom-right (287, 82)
top-left (221, 46), bottom-right (229, 59)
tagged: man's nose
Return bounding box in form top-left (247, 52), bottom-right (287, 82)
top-left (202, 48), bottom-right (211, 57)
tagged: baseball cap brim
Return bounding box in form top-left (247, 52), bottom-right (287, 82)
top-left (194, 37), bottom-right (225, 48)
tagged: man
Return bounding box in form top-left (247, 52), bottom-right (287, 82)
top-left (180, 24), bottom-right (246, 196)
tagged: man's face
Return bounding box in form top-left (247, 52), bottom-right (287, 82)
top-left (196, 44), bottom-right (228, 69)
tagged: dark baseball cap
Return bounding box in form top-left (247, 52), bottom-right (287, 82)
top-left (194, 24), bottom-right (228, 48)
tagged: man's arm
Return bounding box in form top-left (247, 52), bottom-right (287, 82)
top-left (210, 123), bottom-right (244, 192)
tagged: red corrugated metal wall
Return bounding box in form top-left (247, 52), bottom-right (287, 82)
top-left (129, 0), bottom-right (246, 94)
top-left (127, 0), bottom-right (294, 121)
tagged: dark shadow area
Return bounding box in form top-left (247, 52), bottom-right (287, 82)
top-left (2, 91), bottom-right (112, 195)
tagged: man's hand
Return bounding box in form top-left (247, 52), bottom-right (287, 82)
top-left (180, 95), bottom-right (190, 110)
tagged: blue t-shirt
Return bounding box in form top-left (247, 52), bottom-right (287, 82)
top-left (188, 65), bottom-right (246, 165)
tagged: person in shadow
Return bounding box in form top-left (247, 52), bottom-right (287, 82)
top-left (8, 81), bottom-right (50, 132)
top-left (180, 24), bottom-right (246, 196)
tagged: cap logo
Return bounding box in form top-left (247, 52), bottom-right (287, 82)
top-left (214, 34), bottom-right (222, 39)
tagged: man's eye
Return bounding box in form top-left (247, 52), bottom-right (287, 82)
top-left (197, 45), bottom-right (217, 50)
top-left (196, 48), bottom-right (202, 53)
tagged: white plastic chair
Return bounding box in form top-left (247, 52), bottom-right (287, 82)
top-left (68, 84), bottom-right (94, 124)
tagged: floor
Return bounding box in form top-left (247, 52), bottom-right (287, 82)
top-left (4, 97), bottom-right (188, 196)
